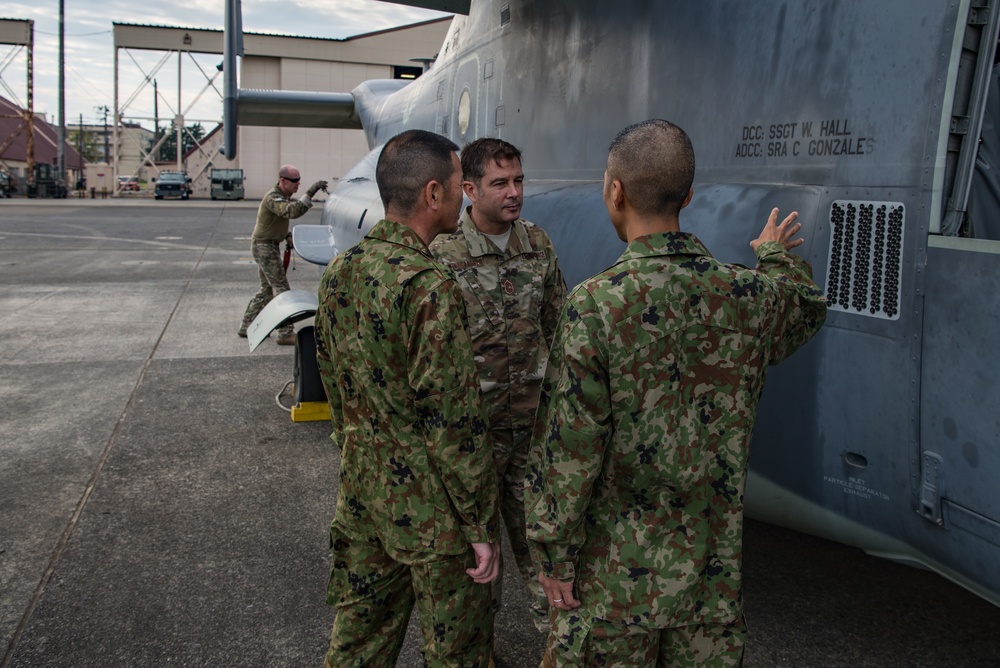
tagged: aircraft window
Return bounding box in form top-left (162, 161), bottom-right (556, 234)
top-left (458, 89), bottom-right (471, 137)
top-left (825, 201), bottom-right (904, 320)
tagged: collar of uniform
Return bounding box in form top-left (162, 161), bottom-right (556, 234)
top-left (366, 218), bottom-right (434, 257)
top-left (459, 206), bottom-right (533, 257)
top-left (619, 231), bottom-right (711, 263)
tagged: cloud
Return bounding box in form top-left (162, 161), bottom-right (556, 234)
top-left (1, 0), bottom-right (448, 127)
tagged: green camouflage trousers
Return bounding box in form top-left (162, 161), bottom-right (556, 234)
top-left (241, 240), bottom-right (292, 336)
top-left (542, 612), bottom-right (746, 667)
top-left (491, 426), bottom-right (549, 632)
top-left (325, 527), bottom-right (494, 668)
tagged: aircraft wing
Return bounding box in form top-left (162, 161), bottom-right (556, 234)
top-left (222, 0), bottom-right (381, 158)
top-left (237, 90), bottom-right (360, 129)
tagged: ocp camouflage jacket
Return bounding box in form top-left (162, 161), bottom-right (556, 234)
top-left (430, 208), bottom-right (567, 430)
top-left (251, 183), bottom-right (314, 241)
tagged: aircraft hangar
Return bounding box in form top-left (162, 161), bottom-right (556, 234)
top-left (112, 18), bottom-right (452, 199)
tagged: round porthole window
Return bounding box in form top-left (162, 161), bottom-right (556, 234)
top-left (458, 88), bottom-right (471, 137)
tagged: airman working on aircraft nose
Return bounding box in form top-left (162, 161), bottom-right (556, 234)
top-left (525, 119), bottom-right (828, 667)
top-left (238, 163), bottom-right (326, 345)
top-left (315, 129), bottom-right (500, 668)
top-left (430, 137), bottom-right (567, 635)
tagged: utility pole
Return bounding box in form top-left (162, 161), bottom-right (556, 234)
top-left (57, 0), bottom-right (65, 185)
top-left (176, 50), bottom-right (182, 172)
top-left (153, 79), bottom-right (159, 162)
top-left (77, 112), bottom-right (83, 189)
top-left (97, 105), bottom-right (109, 163)
top-left (25, 19), bottom-right (34, 190)
top-left (113, 41), bottom-right (118, 191)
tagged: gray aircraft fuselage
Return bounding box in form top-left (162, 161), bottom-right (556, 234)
top-left (227, 0), bottom-right (1000, 607)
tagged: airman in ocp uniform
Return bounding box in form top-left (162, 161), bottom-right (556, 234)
top-left (239, 163), bottom-right (326, 345)
top-left (431, 138), bottom-right (566, 633)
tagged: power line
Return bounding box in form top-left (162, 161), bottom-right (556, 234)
top-left (35, 29), bottom-right (112, 37)
top-left (65, 63), bottom-right (110, 100)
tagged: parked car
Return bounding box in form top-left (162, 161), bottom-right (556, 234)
top-left (118, 176), bottom-right (140, 192)
top-left (153, 172), bottom-right (192, 200)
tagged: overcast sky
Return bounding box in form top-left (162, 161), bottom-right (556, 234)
top-left (1, 0), bottom-right (449, 130)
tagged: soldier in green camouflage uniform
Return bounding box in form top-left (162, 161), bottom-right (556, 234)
top-left (238, 164), bottom-right (326, 345)
top-left (315, 130), bottom-right (501, 668)
top-left (430, 138), bottom-right (566, 633)
top-left (525, 120), bottom-right (828, 667)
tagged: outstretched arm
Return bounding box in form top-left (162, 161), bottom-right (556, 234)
top-left (750, 207), bottom-right (828, 362)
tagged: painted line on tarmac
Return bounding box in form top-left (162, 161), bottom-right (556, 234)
top-left (0, 230), bottom-right (204, 251)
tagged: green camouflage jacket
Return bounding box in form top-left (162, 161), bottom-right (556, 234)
top-left (315, 219), bottom-right (499, 555)
top-left (251, 183), bottom-right (314, 241)
top-left (430, 208), bottom-right (567, 430)
top-left (525, 233), bottom-right (827, 627)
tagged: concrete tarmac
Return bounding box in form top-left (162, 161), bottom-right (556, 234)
top-left (1, 199), bottom-right (998, 667)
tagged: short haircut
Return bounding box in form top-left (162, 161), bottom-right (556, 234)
top-left (376, 130), bottom-right (460, 215)
top-left (461, 137), bottom-right (522, 185)
top-left (607, 119), bottom-right (695, 218)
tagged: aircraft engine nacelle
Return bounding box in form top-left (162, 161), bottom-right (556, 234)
top-left (294, 146), bottom-right (384, 266)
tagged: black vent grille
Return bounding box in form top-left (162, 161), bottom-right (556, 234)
top-left (825, 200), bottom-right (905, 319)
top-left (500, 4), bottom-right (510, 26)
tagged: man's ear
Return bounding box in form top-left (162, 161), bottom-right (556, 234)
top-left (425, 180), bottom-right (444, 210)
top-left (611, 178), bottom-right (625, 211)
top-left (462, 180), bottom-right (477, 202)
top-left (680, 187), bottom-right (693, 210)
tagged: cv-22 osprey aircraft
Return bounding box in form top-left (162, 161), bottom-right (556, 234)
top-left (225, 0), bottom-right (1000, 608)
